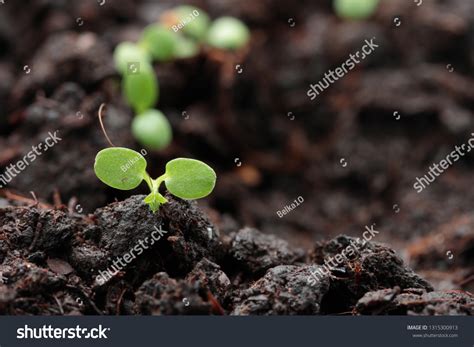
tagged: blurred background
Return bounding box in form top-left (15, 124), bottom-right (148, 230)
top-left (0, 0), bottom-right (473, 291)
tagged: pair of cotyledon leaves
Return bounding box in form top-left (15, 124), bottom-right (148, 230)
top-left (94, 147), bottom-right (216, 209)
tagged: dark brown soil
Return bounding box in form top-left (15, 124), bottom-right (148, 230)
top-left (0, 195), bottom-right (471, 315)
top-left (0, 0), bottom-right (473, 315)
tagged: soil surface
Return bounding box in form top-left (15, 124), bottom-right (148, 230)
top-left (0, 195), bottom-right (471, 315)
top-left (0, 0), bottom-right (473, 315)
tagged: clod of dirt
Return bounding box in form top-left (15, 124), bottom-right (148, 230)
top-left (4, 261), bottom-right (65, 296)
top-left (229, 227), bottom-right (305, 276)
top-left (0, 204), bottom-right (94, 314)
top-left (309, 235), bottom-right (434, 314)
top-left (0, 259), bottom-right (77, 315)
top-left (355, 287), bottom-right (474, 315)
top-left (0, 194), bottom-right (225, 315)
top-left (134, 272), bottom-right (211, 315)
top-left (0, 206), bottom-right (80, 256)
top-left (46, 258), bottom-right (74, 275)
top-left (232, 265), bottom-right (330, 315)
top-left (95, 194), bottom-right (225, 277)
top-left (186, 258), bottom-right (231, 304)
top-left (69, 244), bottom-right (108, 279)
top-left (95, 195), bottom-right (167, 257)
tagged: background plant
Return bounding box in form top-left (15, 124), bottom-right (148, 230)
top-left (333, 0), bottom-right (380, 20)
top-left (113, 5), bottom-right (250, 151)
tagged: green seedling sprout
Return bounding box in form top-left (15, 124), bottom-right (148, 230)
top-left (170, 5), bottom-right (211, 42)
top-left (132, 109), bottom-right (172, 150)
top-left (139, 24), bottom-right (177, 62)
top-left (333, 0), bottom-right (380, 20)
top-left (113, 42), bottom-right (151, 74)
top-left (94, 147), bottom-right (216, 212)
top-left (207, 17), bottom-right (250, 51)
top-left (122, 62), bottom-right (159, 115)
top-left (173, 34), bottom-right (200, 59)
top-left (114, 38), bottom-right (171, 151)
top-left (112, 6), bottom-right (251, 150)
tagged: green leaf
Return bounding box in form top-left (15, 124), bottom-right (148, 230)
top-left (122, 62), bottom-right (158, 114)
top-left (333, 0), bottom-right (380, 20)
top-left (173, 5), bottom-right (210, 42)
top-left (173, 35), bottom-right (199, 59)
top-left (207, 17), bottom-right (250, 51)
top-left (139, 24), bottom-right (177, 61)
top-left (94, 147), bottom-right (147, 190)
top-left (132, 109), bottom-right (172, 150)
top-left (164, 158), bottom-right (216, 199)
top-left (113, 42), bottom-right (151, 75)
top-left (144, 192), bottom-right (168, 212)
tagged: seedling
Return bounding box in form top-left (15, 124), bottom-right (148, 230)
top-left (173, 34), bottom-right (199, 59)
top-left (113, 42), bottom-right (151, 74)
top-left (333, 0), bottom-right (380, 20)
top-left (112, 5), bottom-right (251, 150)
top-left (207, 17), bottom-right (250, 51)
top-left (122, 61), bottom-right (158, 115)
top-left (114, 42), bottom-right (170, 150)
top-left (131, 109), bottom-right (172, 150)
top-left (163, 5), bottom-right (211, 42)
top-left (139, 24), bottom-right (178, 62)
top-left (94, 147), bottom-right (216, 212)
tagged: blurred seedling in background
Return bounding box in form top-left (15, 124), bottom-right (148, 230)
top-left (94, 147), bottom-right (216, 212)
top-left (113, 5), bottom-right (251, 150)
top-left (113, 39), bottom-right (170, 151)
top-left (201, 13), bottom-right (251, 141)
top-left (206, 17), bottom-right (250, 51)
top-left (333, 0), bottom-right (380, 20)
top-left (205, 15), bottom-right (251, 87)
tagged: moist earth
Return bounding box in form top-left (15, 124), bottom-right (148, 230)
top-left (0, 195), bottom-right (471, 315)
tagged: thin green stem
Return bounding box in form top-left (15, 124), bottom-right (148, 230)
top-left (153, 173), bottom-right (168, 190)
top-left (142, 172), bottom-right (169, 212)
top-left (143, 172), bottom-right (154, 192)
